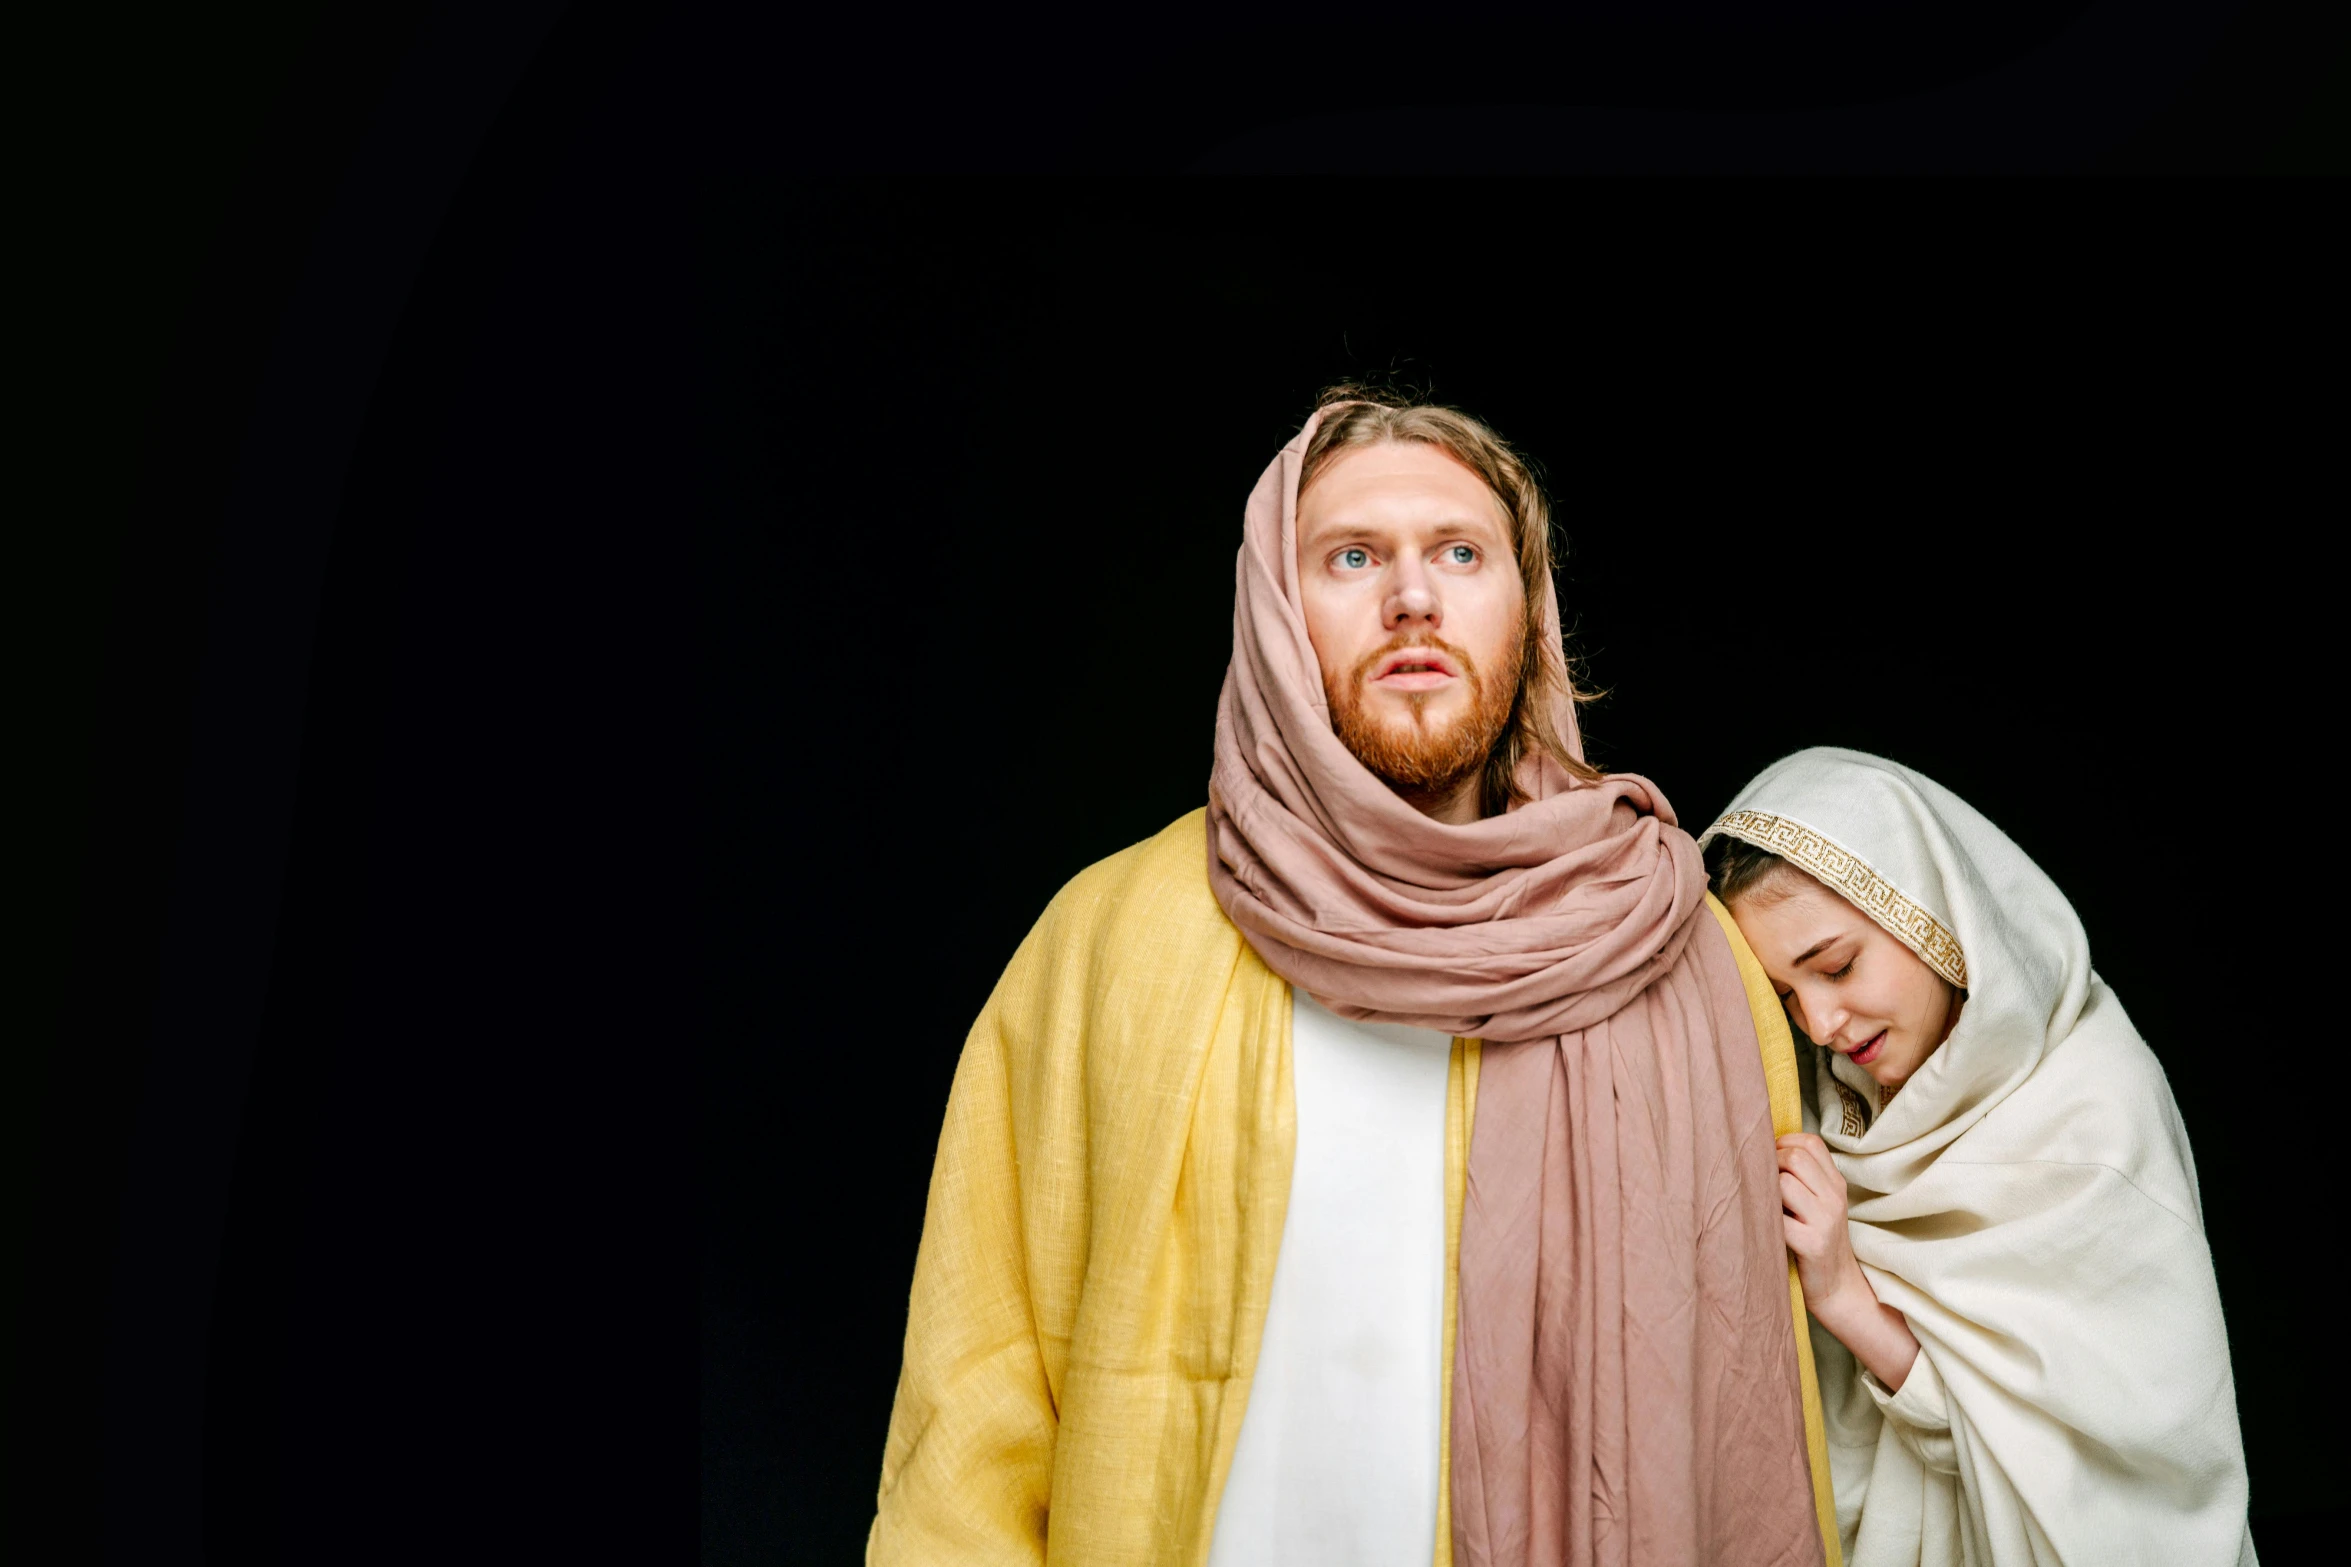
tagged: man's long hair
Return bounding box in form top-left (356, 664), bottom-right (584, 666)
top-left (1298, 384), bottom-right (1604, 813)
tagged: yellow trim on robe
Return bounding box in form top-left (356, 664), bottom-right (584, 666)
top-left (1708, 895), bottom-right (1845, 1567)
top-left (869, 812), bottom-right (1835, 1566)
top-left (1432, 1037), bottom-right (1479, 1567)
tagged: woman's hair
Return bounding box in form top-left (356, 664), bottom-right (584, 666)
top-left (1300, 383), bottom-right (1603, 806)
top-left (1704, 832), bottom-right (1802, 906)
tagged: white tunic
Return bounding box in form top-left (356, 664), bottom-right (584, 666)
top-left (1205, 992), bottom-right (1454, 1567)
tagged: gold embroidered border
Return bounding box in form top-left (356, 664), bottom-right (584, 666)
top-left (1834, 1081), bottom-right (1868, 1137)
top-left (1707, 809), bottom-right (1969, 990)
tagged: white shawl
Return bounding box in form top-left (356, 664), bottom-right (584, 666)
top-left (1702, 749), bottom-right (2254, 1567)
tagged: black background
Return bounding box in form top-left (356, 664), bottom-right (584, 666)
top-left (14, 3), bottom-right (2348, 1564)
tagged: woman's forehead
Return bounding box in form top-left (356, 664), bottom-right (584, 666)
top-left (1738, 876), bottom-right (1873, 960)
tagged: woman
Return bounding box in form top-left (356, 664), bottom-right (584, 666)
top-left (1702, 747), bottom-right (2254, 1567)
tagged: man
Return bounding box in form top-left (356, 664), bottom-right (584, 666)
top-left (869, 392), bottom-right (1835, 1567)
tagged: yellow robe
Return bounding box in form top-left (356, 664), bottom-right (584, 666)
top-left (870, 810), bottom-right (1838, 1566)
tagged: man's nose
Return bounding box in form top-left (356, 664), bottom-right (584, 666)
top-left (1383, 562), bottom-right (1440, 631)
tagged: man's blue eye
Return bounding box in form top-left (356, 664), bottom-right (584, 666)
top-left (1339, 548), bottom-right (1370, 569)
top-left (1449, 546), bottom-right (1476, 564)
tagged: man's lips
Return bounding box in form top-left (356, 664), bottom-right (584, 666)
top-left (1848, 1030), bottom-right (1886, 1066)
top-left (1370, 648), bottom-right (1460, 690)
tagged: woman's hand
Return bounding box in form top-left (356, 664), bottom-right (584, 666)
top-left (1775, 1131), bottom-right (1920, 1391)
top-left (1776, 1132), bottom-right (1868, 1317)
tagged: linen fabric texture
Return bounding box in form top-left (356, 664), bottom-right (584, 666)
top-left (869, 815), bottom-right (1464, 1567)
top-left (1208, 408), bottom-right (1823, 1567)
top-left (865, 814), bottom-right (1828, 1567)
top-left (1703, 749), bottom-right (2256, 1567)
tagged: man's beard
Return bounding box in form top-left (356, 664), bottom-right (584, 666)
top-left (1326, 631), bottom-right (1523, 811)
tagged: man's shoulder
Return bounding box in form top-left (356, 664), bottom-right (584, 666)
top-left (1040, 807), bottom-right (1225, 947)
top-left (992, 808), bottom-right (1262, 1041)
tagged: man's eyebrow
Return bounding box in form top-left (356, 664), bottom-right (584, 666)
top-left (1306, 513), bottom-right (1499, 534)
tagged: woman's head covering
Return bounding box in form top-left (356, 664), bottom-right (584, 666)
top-left (1207, 406), bottom-right (1823, 1567)
top-left (1704, 748), bottom-right (2250, 1566)
top-left (1700, 747), bottom-right (2093, 1170)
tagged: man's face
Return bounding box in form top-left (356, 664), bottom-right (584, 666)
top-left (1295, 441), bottom-right (1525, 818)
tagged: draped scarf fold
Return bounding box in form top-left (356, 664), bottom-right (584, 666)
top-left (1207, 408), bottom-right (1822, 1567)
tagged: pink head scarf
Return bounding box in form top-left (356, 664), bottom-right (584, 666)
top-left (1207, 407), bottom-right (1822, 1567)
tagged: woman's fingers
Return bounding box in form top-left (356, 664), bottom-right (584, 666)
top-left (1777, 1134), bottom-right (1850, 1271)
top-left (1795, 1142), bottom-right (1842, 1202)
top-left (1781, 1202), bottom-right (1829, 1262)
top-left (1778, 1170), bottom-right (1825, 1229)
top-left (1777, 1131), bottom-right (1831, 1176)
top-left (1775, 1143), bottom-right (1829, 1204)
top-left (1776, 1134), bottom-right (1845, 1211)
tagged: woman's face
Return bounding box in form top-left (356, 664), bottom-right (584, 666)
top-left (1731, 870), bottom-right (1963, 1092)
